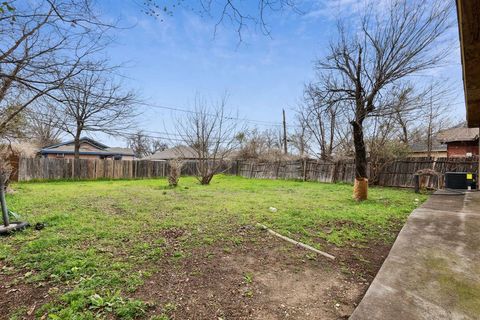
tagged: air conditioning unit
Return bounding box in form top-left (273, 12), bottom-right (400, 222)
top-left (445, 172), bottom-right (477, 190)
top-left (466, 152), bottom-right (473, 157)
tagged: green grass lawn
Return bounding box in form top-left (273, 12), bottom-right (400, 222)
top-left (0, 175), bottom-right (427, 319)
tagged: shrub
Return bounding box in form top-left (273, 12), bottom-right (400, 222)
top-left (167, 160), bottom-right (183, 187)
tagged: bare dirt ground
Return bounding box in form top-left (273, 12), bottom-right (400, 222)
top-left (0, 227), bottom-right (391, 320)
top-left (0, 262), bottom-right (52, 319)
top-left (133, 227), bottom-right (387, 320)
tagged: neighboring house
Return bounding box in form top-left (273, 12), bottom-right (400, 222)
top-left (409, 142), bottom-right (448, 158)
top-left (38, 138), bottom-right (135, 160)
top-left (145, 146), bottom-right (198, 161)
top-left (437, 127), bottom-right (479, 158)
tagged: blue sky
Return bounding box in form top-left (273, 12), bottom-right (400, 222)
top-left (96, 0), bottom-right (465, 147)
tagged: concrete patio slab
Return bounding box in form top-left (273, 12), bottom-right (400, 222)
top-left (350, 190), bottom-right (480, 320)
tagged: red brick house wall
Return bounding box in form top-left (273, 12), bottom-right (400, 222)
top-left (447, 140), bottom-right (479, 157)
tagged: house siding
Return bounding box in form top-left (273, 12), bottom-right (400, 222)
top-left (45, 154), bottom-right (99, 160)
top-left (44, 154), bottom-right (134, 160)
top-left (409, 151), bottom-right (448, 158)
top-left (40, 139), bottom-right (134, 160)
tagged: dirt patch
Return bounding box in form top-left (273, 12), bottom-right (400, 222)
top-left (161, 227), bottom-right (186, 240)
top-left (0, 261), bottom-right (52, 319)
top-left (330, 241), bottom-right (392, 282)
top-left (0, 229), bottom-right (393, 320)
top-left (133, 229), bottom-right (371, 320)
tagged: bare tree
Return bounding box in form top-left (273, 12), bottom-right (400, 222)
top-left (289, 115), bottom-right (310, 158)
top-left (0, 0), bottom-right (114, 137)
top-left (389, 86), bottom-right (420, 145)
top-left (127, 131), bottom-right (168, 158)
top-left (234, 128), bottom-right (289, 161)
top-left (422, 86), bottom-right (452, 157)
top-left (26, 102), bottom-right (63, 146)
top-left (389, 82), bottom-right (454, 153)
top-left (55, 69), bottom-right (138, 159)
top-left (298, 85), bottom-right (346, 160)
top-left (262, 128), bottom-right (283, 151)
top-left (176, 95), bottom-right (241, 185)
top-left (234, 129), bottom-right (265, 160)
top-left (366, 116), bottom-right (410, 184)
top-left (315, 0), bottom-right (453, 200)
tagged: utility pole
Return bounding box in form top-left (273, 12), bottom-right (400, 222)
top-left (427, 85), bottom-right (433, 158)
top-left (282, 109), bottom-right (288, 155)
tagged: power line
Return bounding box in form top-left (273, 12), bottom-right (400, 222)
top-left (23, 112), bottom-right (239, 144)
top-left (138, 101), bottom-right (302, 128)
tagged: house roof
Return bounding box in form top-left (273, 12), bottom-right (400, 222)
top-left (436, 127), bottom-right (480, 143)
top-left (39, 137), bottom-right (134, 156)
top-left (410, 142), bottom-right (447, 153)
top-left (42, 137), bottom-right (108, 150)
top-left (145, 146), bottom-right (198, 160)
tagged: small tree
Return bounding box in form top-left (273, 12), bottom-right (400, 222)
top-left (176, 95), bottom-right (241, 185)
top-left (167, 160), bottom-right (183, 187)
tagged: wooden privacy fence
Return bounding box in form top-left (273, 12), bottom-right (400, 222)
top-left (375, 157), bottom-right (478, 188)
top-left (15, 157), bottom-right (478, 189)
top-left (237, 157), bottom-right (478, 189)
top-left (237, 160), bottom-right (357, 183)
top-left (17, 158), bottom-right (236, 181)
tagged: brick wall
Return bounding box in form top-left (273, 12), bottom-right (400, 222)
top-left (447, 140), bottom-right (479, 157)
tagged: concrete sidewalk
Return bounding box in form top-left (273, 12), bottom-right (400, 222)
top-left (350, 191), bottom-right (480, 320)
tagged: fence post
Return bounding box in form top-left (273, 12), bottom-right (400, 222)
top-left (302, 159), bottom-right (307, 181)
top-left (332, 161), bottom-right (339, 183)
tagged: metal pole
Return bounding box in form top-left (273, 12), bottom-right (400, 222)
top-left (282, 109), bottom-right (288, 154)
top-left (478, 127), bottom-right (480, 190)
top-left (0, 176), bottom-right (9, 227)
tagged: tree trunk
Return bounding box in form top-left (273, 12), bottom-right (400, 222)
top-left (352, 122), bottom-right (367, 178)
top-left (74, 132), bottom-right (81, 160)
top-left (352, 121), bottom-right (368, 201)
top-left (73, 129), bottom-right (82, 179)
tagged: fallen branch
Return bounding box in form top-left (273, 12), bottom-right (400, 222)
top-left (257, 223), bottom-right (335, 260)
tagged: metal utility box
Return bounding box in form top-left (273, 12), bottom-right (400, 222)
top-left (445, 172), bottom-right (477, 190)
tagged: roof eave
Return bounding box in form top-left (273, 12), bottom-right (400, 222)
top-left (38, 150), bottom-right (134, 156)
top-left (456, 0), bottom-right (480, 127)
